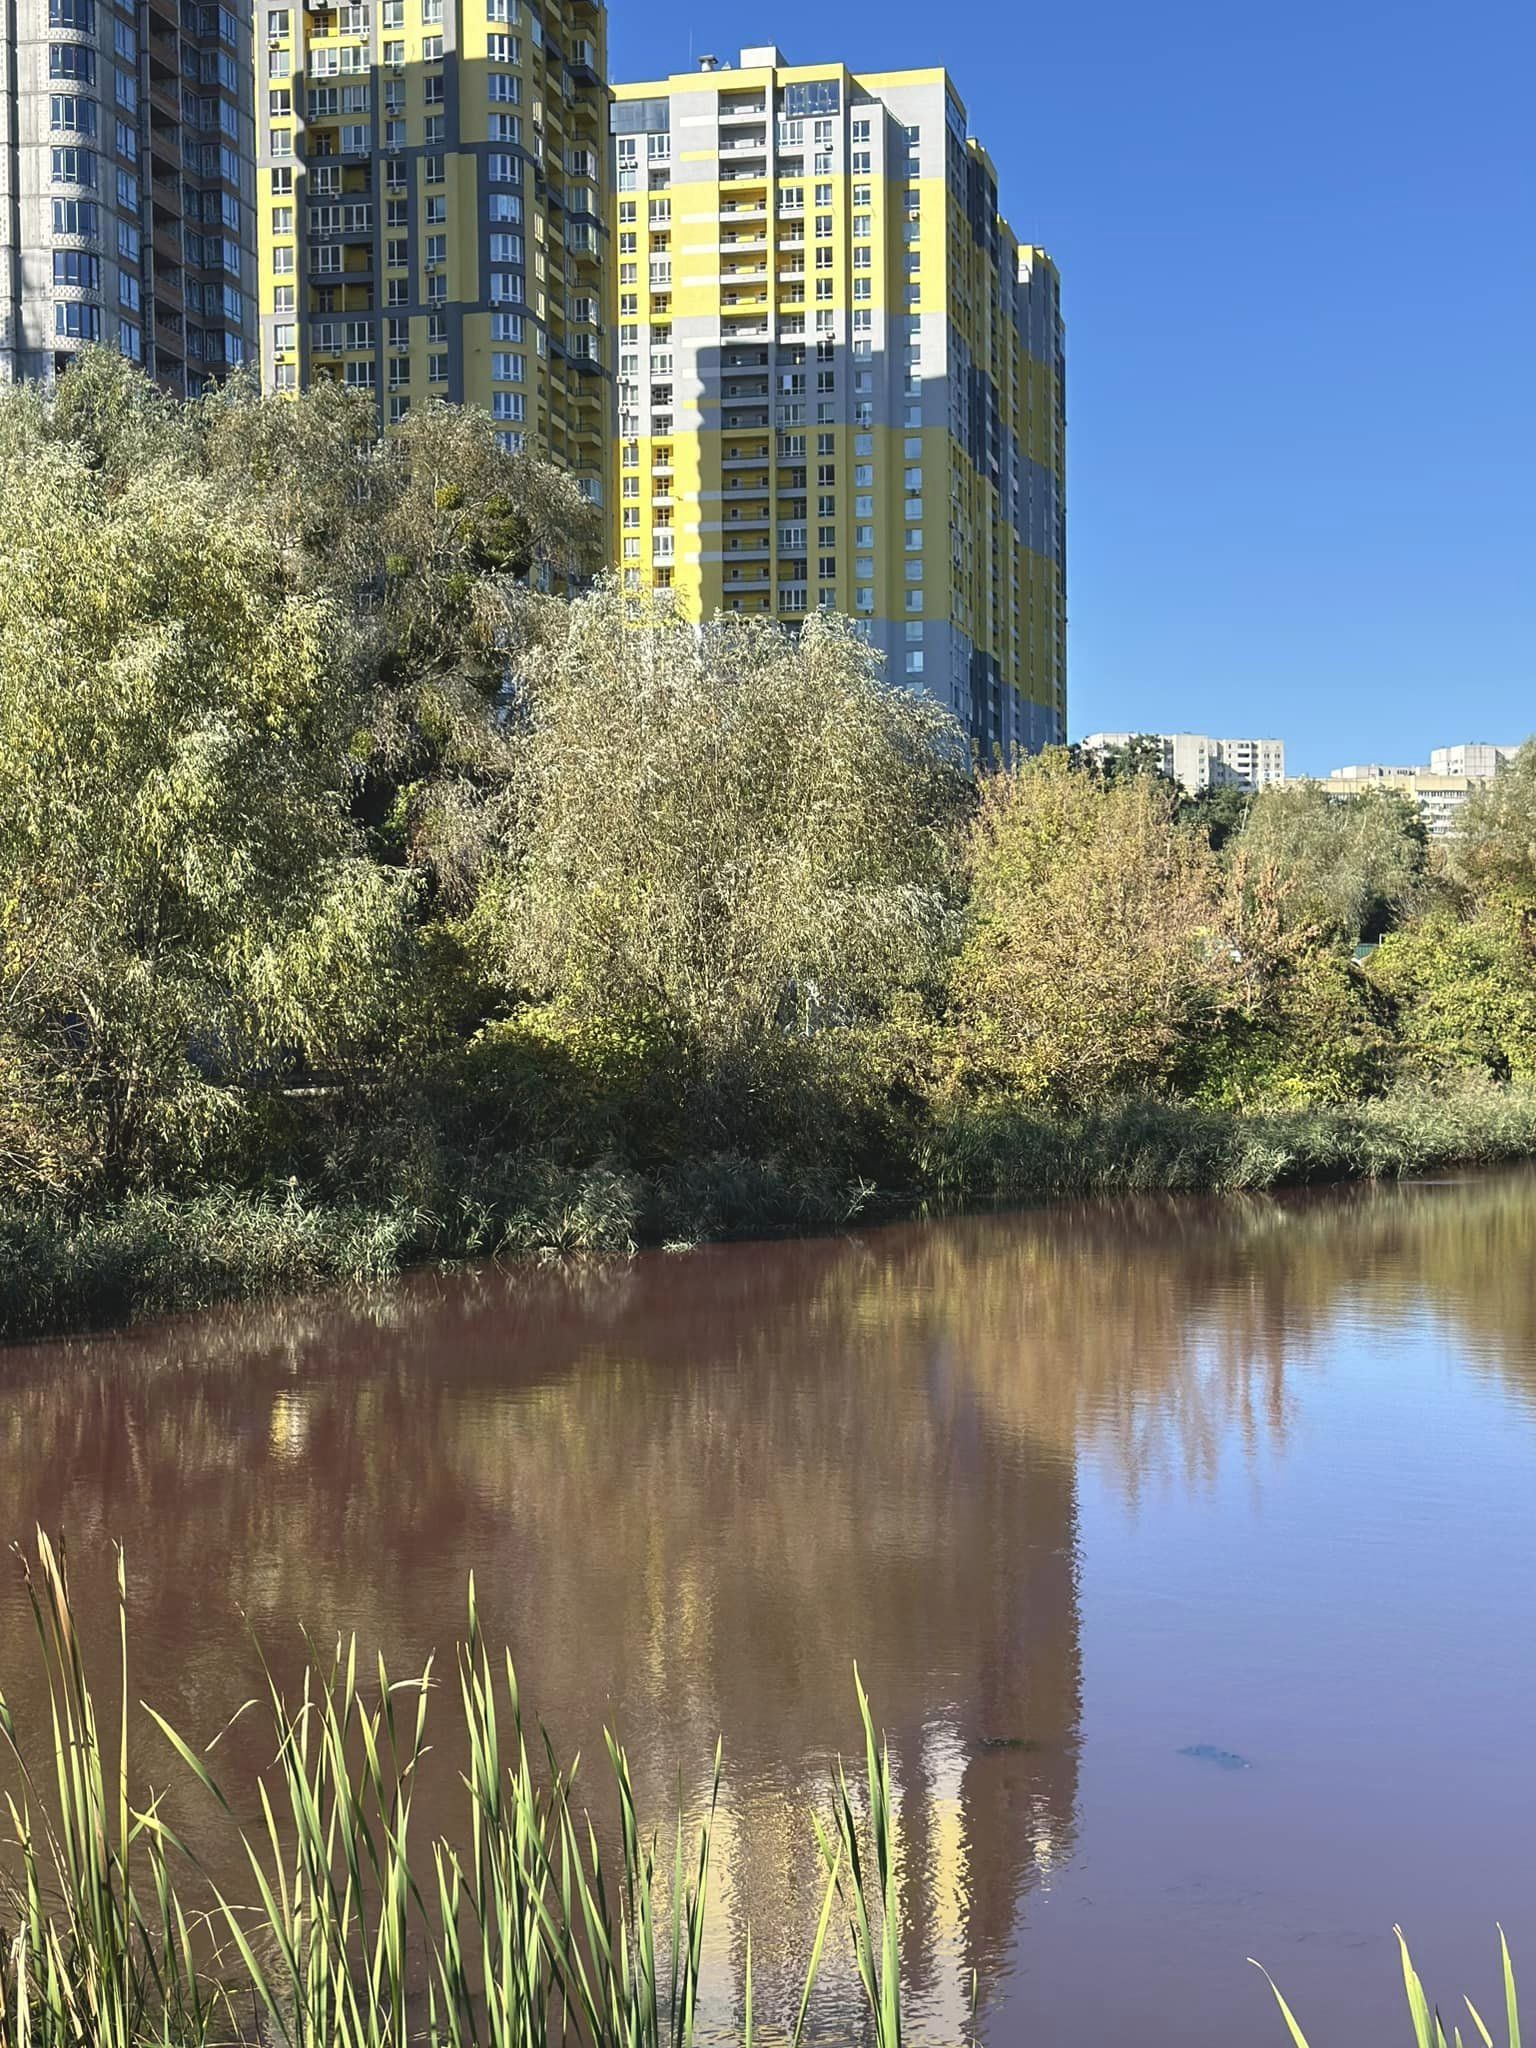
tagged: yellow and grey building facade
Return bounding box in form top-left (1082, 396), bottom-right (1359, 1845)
top-left (610, 47), bottom-right (1066, 754)
top-left (255, 0), bottom-right (608, 501)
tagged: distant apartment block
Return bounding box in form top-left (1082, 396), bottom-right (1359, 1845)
top-left (1428, 743), bottom-right (1515, 779)
top-left (1079, 731), bottom-right (1286, 795)
top-left (609, 47), bottom-right (1067, 757)
top-left (256, 0), bottom-right (610, 505)
top-left (1, 0), bottom-right (257, 392)
top-left (1317, 767), bottom-right (1478, 841)
top-left (1319, 742), bottom-right (1520, 840)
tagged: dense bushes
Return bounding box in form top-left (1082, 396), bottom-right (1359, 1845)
top-left (1, 354), bottom-right (1534, 1333)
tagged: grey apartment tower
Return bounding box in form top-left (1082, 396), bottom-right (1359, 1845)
top-left (1, 0), bottom-right (256, 390)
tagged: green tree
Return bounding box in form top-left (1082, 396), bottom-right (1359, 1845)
top-left (1369, 903), bottom-right (1536, 1082)
top-left (1233, 780), bottom-right (1427, 944)
top-left (951, 750), bottom-right (1240, 1108)
top-left (1447, 741), bottom-right (1536, 905)
top-left (468, 584), bottom-right (971, 1047)
top-left (0, 425), bottom-right (414, 1191)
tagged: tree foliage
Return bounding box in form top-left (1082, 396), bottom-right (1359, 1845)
top-left (951, 751), bottom-right (1241, 1109)
top-left (1448, 741), bottom-right (1536, 906)
top-left (469, 584), bottom-right (971, 1047)
top-left (1233, 780), bottom-right (1426, 944)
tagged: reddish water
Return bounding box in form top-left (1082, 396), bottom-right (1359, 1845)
top-left (4, 1172), bottom-right (1536, 2044)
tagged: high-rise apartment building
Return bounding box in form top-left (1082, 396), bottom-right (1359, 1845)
top-left (609, 48), bottom-right (1066, 756)
top-left (255, 0), bottom-right (608, 503)
top-left (1, 0), bottom-right (256, 390)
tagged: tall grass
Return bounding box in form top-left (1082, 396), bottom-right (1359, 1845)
top-left (1256, 1925), bottom-right (1525, 2048)
top-left (0, 1536), bottom-right (899, 2048)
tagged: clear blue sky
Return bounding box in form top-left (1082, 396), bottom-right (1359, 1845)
top-left (608, 0), bottom-right (1535, 774)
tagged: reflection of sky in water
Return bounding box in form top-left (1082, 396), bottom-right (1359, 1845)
top-left (0, 1168), bottom-right (1534, 2047)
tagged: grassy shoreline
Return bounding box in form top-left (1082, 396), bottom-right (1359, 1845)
top-left (4, 1084), bottom-right (1535, 1344)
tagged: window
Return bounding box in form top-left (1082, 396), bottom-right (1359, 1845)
top-left (424, 154), bottom-right (444, 182)
top-left (52, 248), bottom-right (100, 288)
top-left (50, 146), bottom-right (96, 185)
top-left (54, 300), bottom-right (101, 339)
top-left (117, 271), bottom-right (140, 310)
top-left (49, 0), bottom-right (94, 24)
top-left (488, 71), bottom-right (519, 100)
top-left (488, 111), bottom-right (519, 142)
top-left (427, 352), bottom-right (448, 382)
top-left (488, 193), bottom-right (521, 223)
top-left (51, 197), bottom-right (97, 235)
top-left (421, 32), bottom-right (442, 56)
top-left (491, 350), bottom-right (524, 381)
top-left (49, 44), bottom-right (95, 82)
top-left (50, 94), bottom-right (97, 134)
top-left (491, 390), bottom-right (525, 421)
top-left (117, 317), bottom-right (141, 361)
top-left (489, 232), bottom-right (521, 263)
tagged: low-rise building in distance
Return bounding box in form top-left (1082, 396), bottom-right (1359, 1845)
top-left (1317, 743), bottom-right (1521, 840)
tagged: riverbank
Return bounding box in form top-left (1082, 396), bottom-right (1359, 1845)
top-left (5, 1082), bottom-right (1534, 1342)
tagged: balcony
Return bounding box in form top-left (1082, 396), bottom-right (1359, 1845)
top-left (722, 385), bottom-right (769, 406)
top-left (721, 479), bottom-right (769, 499)
top-left (717, 98), bottom-right (766, 119)
top-left (722, 543), bottom-right (769, 559)
top-left (723, 574), bottom-right (771, 592)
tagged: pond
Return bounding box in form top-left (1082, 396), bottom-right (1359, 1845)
top-left (3, 1170), bottom-right (1536, 2044)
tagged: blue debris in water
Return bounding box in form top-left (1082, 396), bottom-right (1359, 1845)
top-left (1178, 1744), bottom-right (1251, 1770)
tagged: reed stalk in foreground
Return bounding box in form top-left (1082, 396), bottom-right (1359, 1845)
top-left (1255, 1925), bottom-right (1524, 2048)
top-left (0, 1534), bottom-right (904, 2048)
top-left (0, 1533), bottom-right (1522, 2047)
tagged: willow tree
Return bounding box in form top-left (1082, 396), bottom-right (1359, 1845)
top-left (1232, 780), bottom-right (1427, 945)
top-left (0, 437), bottom-right (415, 1192)
top-left (952, 750), bottom-right (1239, 1108)
top-left (471, 583), bottom-right (971, 1046)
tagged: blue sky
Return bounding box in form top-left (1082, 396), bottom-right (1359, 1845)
top-left (608, 0), bottom-right (1535, 774)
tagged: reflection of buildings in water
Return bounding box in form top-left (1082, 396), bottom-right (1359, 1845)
top-left (2, 1169), bottom-right (1533, 2033)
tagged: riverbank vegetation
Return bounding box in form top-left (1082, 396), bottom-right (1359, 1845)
top-left (3, 354), bottom-right (1535, 1336)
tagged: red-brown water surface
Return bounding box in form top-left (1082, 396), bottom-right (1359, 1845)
top-left (3, 1170), bottom-right (1536, 2043)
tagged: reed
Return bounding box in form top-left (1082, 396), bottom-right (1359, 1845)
top-left (1256, 1927), bottom-right (1524, 2048)
top-left (0, 1537), bottom-right (888, 2048)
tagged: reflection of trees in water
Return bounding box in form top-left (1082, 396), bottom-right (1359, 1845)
top-left (0, 1168), bottom-right (1533, 2037)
